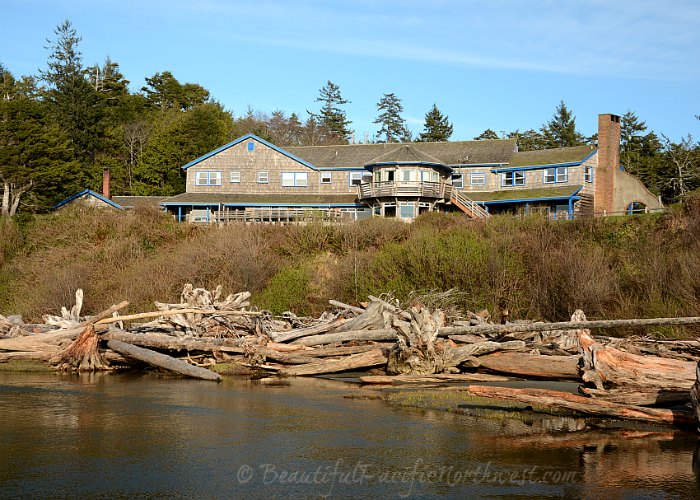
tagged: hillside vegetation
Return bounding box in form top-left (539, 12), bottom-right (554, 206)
top-left (1, 205), bottom-right (699, 336)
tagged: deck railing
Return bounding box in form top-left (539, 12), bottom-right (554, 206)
top-left (358, 180), bottom-right (448, 199)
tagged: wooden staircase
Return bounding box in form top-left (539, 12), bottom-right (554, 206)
top-left (451, 191), bottom-right (490, 219)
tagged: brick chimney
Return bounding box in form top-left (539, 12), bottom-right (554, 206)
top-left (594, 113), bottom-right (620, 215)
top-left (102, 168), bottom-right (111, 199)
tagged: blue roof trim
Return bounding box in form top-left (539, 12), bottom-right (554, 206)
top-left (364, 161), bottom-right (453, 173)
top-left (491, 150), bottom-right (597, 173)
top-left (51, 189), bottom-right (123, 210)
top-left (160, 201), bottom-right (363, 208)
top-left (181, 133), bottom-right (320, 171)
top-left (450, 163), bottom-right (508, 168)
top-left (483, 195), bottom-right (581, 205)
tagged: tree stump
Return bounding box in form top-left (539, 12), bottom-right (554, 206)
top-left (387, 305), bottom-right (445, 375)
top-left (53, 324), bottom-right (108, 372)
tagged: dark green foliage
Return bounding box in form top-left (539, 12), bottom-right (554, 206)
top-left (474, 129), bottom-right (500, 140)
top-left (508, 129), bottom-right (548, 151)
top-left (418, 103), bottom-right (453, 142)
top-left (540, 101), bottom-right (586, 148)
top-left (311, 80), bottom-right (352, 144)
top-left (374, 92), bottom-right (410, 143)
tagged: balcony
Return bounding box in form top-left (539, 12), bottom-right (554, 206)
top-left (358, 180), bottom-right (450, 200)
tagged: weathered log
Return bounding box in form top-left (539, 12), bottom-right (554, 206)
top-left (329, 301), bottom-right (386, 333)
top-left (358, 373), bottom-right (510, 384)
top-left (0, 323), bottom-right (109, 351)
top-left (477, 352), bottom-right (581, 380)
top-left (438, 315), bottom-right (700, 337)
top-left (464, 385), bottom-right (697, 427)
top-left (442, 340), bottom-right (526, 369)
top-left (580, 387), bottom-right (691, 406)
top-left (279, 348), bottom-right (388, 376)
top-left (448, 334), bottom-right (490, 344)
top-left (106, 340), bottom-right (221, 381)
top-left (291, 329), bottom-right (397, 346)
top-left (101, 330), bottom-right (246, 353)
top-left (578, 330), bottom-right (696, 391)
top-left (270, 318), bottom-right (346, 343)
top-left (0, 351), bottom-right (55, 361)
top-left (329, 300), bottom-right (365, 315)
top-left (96, 308), bottom-right (261, 325)
top-left (300, 344), bottom-right (386, 357)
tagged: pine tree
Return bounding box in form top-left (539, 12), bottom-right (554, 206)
top-left (474, 129), bottom-right (499, 140)
top-left (40, 20), bottom-right (106, 166)
top-left (373, 93), bottom-right (409, 143)
top-left (540, 101), bottom-right (585, 148)
top-left (311, 80), bottom-right (352, 144)
top-left (418, 103), bottom-right (453, 142)
top-left (507, 129), bottom-right (548, 151)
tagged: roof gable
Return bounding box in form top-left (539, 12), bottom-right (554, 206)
top-left (51, 189), bottom-right (123, 210)
top-left (181, 133), bottom-right (320, 171)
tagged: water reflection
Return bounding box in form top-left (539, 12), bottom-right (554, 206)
top-left (0, 372), bottom-right (698, 498)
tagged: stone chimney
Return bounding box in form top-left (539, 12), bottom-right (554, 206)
top-left (102, 168), bottom-right (111, 199)
top-left (594, 113), bottom-right (620, 215)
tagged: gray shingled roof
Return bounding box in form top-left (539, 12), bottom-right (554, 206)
top-left (111, 196), bottom-right (168, 209)
top-left (508, 145), bottom-right (595, 168)
top-left (161, 193), bottom-right (359, 205)
top-left (287, 139), bottom-right (517, 169)
top-left (365, 144), bottom-right (445, 166)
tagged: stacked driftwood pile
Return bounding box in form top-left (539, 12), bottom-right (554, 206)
top-left (2, 285), bottom-right (700, 427)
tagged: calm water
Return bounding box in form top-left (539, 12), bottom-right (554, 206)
top-left (1, 372), bottom-right (699, 499)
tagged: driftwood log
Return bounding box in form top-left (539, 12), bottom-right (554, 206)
top-left (464, 385), bottom-right (697, 427)
top-left (477, 352), bottom-right (581, 380)
top-left (106, 340), bottom-right (221, 381)
top-left (278, 348), bottom-right (388, 376)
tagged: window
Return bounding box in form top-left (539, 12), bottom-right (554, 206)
top-left (257, 171), bottom-right (268, 184)
top-left (544, 167), bottom-right (568, 184)
top-left (451, 173), bottom-right (464, 189)
top-left (470, 172), bottom-right (486, 186)
top-left (399, 202), bottom-right (415, 219)
top-left (401, 170), bottom-right (416, 182)
top-left (195, 171), bottom-right (222, 186)
top-left (584, 166), bottom-right (593, 183)
top-left (230, 171), bottom-right (241, 183)
top-left (432, 171), bottom-right (439, 183)
top-left (247, 141), bottom-right (255, 152)
top-left (502, 171), bottom-right (525, 187)
top-left (420, 171), bottom-right (431, 182)
top-left (321, 172), bottom-right (332, 184)
top-left (281, 172), bottom-right (308, 187)
top-left (349, 172), bottom-right (364, 186)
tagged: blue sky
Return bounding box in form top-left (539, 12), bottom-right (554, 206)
top-left (2, 0), bottom-right (699, 142)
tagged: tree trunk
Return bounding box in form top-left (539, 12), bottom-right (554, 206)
top-left (278, 348), bottom-right (388, 376)
top-left (477, 352), bottom-right (581, 379)
top-left (106, 340), bottom-right (221, 381)
top-left (464, 385), bottom-right (697, 428)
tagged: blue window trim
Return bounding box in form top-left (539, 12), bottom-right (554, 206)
top-left (501, 171), bottom-right (525, 187)
top-left (281, 172), bottom-right (309, 188)
top-left (247, 141), bottom-right (255, 152)
top-left (195, 171), bottom-right (222, 186)
top-left (257, 171), bottom-right (269, 184)
top-left (230, 171), bottom-right (241, 183)
top-left (543, 167), bottom-right (568, 184)
top-left (470, 172), bottom-right (486, 186)
top-left (584, 165), bottom-right (594, 183)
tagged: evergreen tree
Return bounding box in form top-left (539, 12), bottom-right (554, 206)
top-left (373, 92), bottom-right (409, 143)
top-left (142, 71), bottom-right (210, 111)
top-left (507, 129), bottom-right (548, 151)
top-left (540, 101), bottom-right (585, 148)
top-left (474, 129), bottom-right (499, 140)
top-left (40, 20), bottom-right (106, 169)
top-left (311, 80), bottom-right (352, 143)
top-left (418, 103), bottom-right (453, 142)
top-left (0, 67), bottom-right (78, 214)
